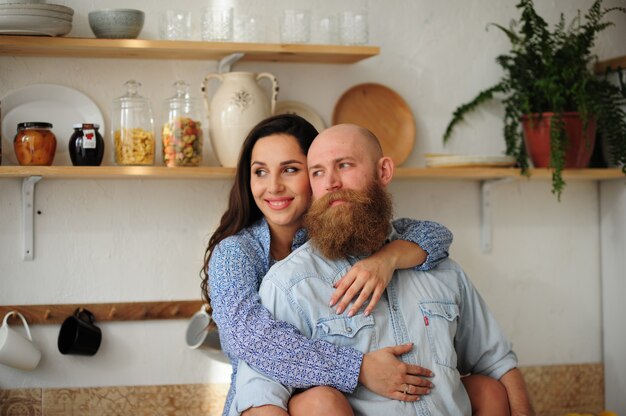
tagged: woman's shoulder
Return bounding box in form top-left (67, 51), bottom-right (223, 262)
top-left (211, 219), bottom-right (270, 262)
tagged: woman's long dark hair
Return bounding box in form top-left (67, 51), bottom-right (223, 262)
top-left (200, 114), bottom-right (319, 305)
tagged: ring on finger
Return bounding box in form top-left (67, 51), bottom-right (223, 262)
top-left (404, 384), bottom-right (409, 395)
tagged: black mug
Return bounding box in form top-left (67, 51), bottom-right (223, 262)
top-left (58, 308), bottom-right (102, 356)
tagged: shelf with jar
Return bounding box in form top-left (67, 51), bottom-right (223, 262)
top-left (0, 35), bottom-right (379, 64)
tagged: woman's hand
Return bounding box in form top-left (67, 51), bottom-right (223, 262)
top-left (359, 343), bottom-right (434, 401)
top-left (330, 253), bottom-right (394, 317)
top-left (330, 240), bottom-right (426, 317)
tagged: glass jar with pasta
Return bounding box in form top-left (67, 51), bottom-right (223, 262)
top-left (162, 80), bottom-right (203, 167)
top-left (111, 80), bottom-right (155, 165)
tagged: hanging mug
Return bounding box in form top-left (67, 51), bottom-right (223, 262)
top-left (185, 304), bottom-right (229, 363)
top-left (202, 71), bottom-right (278, 167)
top-left (58, 308), bottom-right (102, 356)
top-left (0, 311), bottom-right (42, 371)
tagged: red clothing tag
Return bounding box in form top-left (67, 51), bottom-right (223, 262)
top-left (424, 316), bottom-right (429, 326)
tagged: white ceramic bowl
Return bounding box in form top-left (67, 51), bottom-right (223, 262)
top-left (88, 8), bottom-right (144, 39)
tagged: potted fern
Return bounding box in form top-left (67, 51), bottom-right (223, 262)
top-left (443, 0), bottom-right (626, 199)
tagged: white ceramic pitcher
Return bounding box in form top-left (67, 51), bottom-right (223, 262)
top-left (202, 71), bottom-right (278, 167)
top-left (0, 311), bottom-right (41, 371)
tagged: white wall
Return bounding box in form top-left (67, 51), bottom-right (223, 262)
top-left (1, 0), bottom-right (626, 395)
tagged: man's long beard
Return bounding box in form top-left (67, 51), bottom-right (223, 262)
top-left (304, 183), bottom-right (393, 259)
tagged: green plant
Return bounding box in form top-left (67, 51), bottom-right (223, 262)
top-left (443, 0), bottom-right (626, 198)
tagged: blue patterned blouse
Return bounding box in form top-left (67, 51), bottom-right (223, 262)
top-left (208, 217), bottom-right (453, 415)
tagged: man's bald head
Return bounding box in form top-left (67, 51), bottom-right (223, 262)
top-left (307, 123), bottom-right (394, 200)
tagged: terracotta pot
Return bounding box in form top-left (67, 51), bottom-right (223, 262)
top-left (521, 112), bottom-right (596, 168)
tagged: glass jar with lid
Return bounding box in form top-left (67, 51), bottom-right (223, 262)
top-left (69, 123), bottom-right (105, 166)
top-left (111, 80), bottom-right (155, 165)
top-left (162, 80), bottom-right (204, 167)
top-left (13, 122), bottom-right (57, 166)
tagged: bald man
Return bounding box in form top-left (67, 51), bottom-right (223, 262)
top-left (231, 124), bottom-right (533, 416)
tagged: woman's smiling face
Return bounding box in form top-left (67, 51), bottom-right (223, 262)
top-left (250, 133), bottom-right (312, 235)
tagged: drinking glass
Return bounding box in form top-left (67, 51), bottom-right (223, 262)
top-left (280, 9), bottom-right (311, 43)
top-left (314, 14), bottom-right (338, 44)
top-left (338, 10), bottom-right (368, 45)
top-left (159, 10), bottom-right (192, 40)
top-left (201, 6), bottom-right (234, 41)
top-left (234, 14), bottom-right (264, 42)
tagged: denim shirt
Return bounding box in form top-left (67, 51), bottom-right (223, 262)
top-left (208, 218), bottom-right (453, 415)
top-left (232, 229), bottom-right (517, 416)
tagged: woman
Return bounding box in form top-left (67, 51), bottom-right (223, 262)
top-left (201, 114), bottom-right (454, 415)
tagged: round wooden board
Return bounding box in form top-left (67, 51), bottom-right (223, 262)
top-left (332, 83), bottom-right (416, 166)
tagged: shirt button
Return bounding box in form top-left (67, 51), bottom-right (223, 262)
top-left (392, 305), bottom-right (398, 311)
top-left (346, 327), bottom-right (352, 333)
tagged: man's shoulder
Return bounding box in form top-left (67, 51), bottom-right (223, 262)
top-left (402, 257), bottom-right (467, 285)
top-left (430, 257), bottom-right (462, 272)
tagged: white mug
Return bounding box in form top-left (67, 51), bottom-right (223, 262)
top-left (185, 305), bottom-right (229, 363)
top-left (0, 311), bottom-right (42, 371)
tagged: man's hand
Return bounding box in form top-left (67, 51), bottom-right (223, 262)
top-left (359, 343), bottom-right (434, 401)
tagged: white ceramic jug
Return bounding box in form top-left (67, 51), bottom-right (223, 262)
top-left (202, 71), bottom-right (278, 167)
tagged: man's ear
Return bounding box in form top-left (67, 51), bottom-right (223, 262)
top-left (378, 156), bottom-right (395, 185)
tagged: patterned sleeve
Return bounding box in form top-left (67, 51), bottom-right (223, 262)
top-left (391, 218), bottom-right (453, 271)
top-left (208, 239), bottom-right (363, 392)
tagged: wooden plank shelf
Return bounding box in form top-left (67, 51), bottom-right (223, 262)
top-left (0, 36), bottom-right (379, 64)
top-left (595, 55), bottom-right (626, 74)
top-left (0, 165), bottom-right (623, 181)
top-left (0, 165), bottom-right (236, 179)
top-left (394, 167), bottom-right (626, 181)
top-left (0, 300), bottom-right (205, 325)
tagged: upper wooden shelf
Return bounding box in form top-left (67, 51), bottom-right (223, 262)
top-left (0, 36), bottom-right (379, 64)
top-left (0, 165), bottom-right (623, 181)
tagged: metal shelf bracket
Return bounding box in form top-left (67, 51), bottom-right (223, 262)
top-left (22, 175), bottom-right (42, 261)
top-left (480, 178), bottom-right (513, 253)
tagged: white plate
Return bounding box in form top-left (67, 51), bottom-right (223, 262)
top-left (425, 154), bottom-right (516, 168)
top-left (0, 15), bottom-right (71, 36)
top-left (0, 10), bottom-right (74, 21)
top-left (0, 4), bottom-right (74, 15)
top-left (274, 100), bottom-right (326, 133)
top-left (1, 84), bottom-right (105, 165)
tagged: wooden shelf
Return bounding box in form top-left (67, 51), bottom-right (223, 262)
top-left (0, 165), bottom-right (236, 179)
top-left (0, 300), bottom-right (205, 325)
top-left (595, 55), bottom-right (626, 74)
top-left (395, 167), bottom-right (625, 181)
top-left (0, 36), bottom-right (379, 64)
top-left (0, 165), bottom-right (623, 181)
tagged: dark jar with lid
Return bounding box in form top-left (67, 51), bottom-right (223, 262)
top-left (14, 122), bottom-right (57, 166)
top-left (69, 123), bottom-right (104, 166)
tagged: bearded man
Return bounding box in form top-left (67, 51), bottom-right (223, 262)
top-left (232, 124), bottom-right (534, 416)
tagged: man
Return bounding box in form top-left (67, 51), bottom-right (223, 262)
top-left (233, 124), bottom-right (534, 415)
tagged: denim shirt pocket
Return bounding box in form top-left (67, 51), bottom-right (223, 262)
top-left (316, 314), bottom-right (376, 351)
top-left (419, 301), bottom-right (459, 369)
